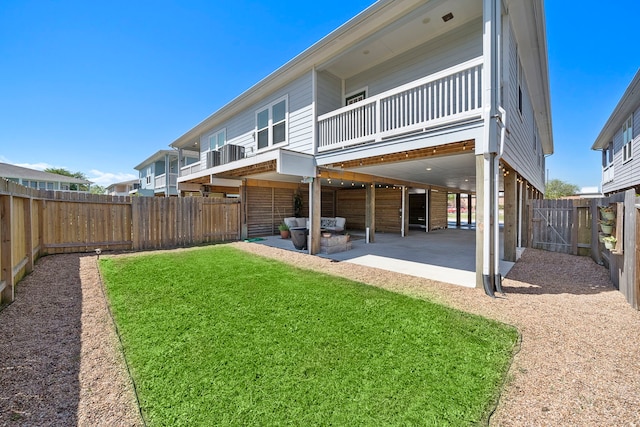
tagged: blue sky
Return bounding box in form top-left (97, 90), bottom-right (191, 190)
top-left (1, 0), bottom-right (638, 189)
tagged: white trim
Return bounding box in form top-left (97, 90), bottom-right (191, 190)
top-left (208, 128), bottom-right (227, 151)
top-left (255, 95), bottom-right (289, 153)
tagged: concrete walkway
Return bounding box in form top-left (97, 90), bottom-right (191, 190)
top-left (254, 227), bottom-right (514, 288)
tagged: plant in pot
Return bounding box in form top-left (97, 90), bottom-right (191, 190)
top-left (278, 222), bottom-right (290, 239)
top-left (599, 219), bottom-right (614, 235)
top-left (599, 205), bottom-right (616, 221)
top-left (603, 235), bottom-right (617, 251)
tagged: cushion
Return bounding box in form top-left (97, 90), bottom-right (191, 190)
top-left (321, 218), bottom-right (337, 228)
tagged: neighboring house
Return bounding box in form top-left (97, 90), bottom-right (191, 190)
top-left (171, 0), bottom-right (553, 292)
top-left (0, 162), bottom-right (92, 191)
top-left (132, 150), bottom-right (198, 197)
top-left (592, 69), bottom-right (640, 196)
top-left (106, 179), bottom-right (139, 196)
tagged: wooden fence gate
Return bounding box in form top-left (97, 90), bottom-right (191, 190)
top-left (529, 199), bottom-right (592, 255)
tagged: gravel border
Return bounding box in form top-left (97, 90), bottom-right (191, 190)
top-left (1, 246), bottom-right (639, 426)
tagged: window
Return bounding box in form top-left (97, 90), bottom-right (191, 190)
top-left (209, 129), bottom-right (226, 151)
top-left (345, 89), bottom-right (367, 105)
top-left (603, 141), bottom-right (614, 167)
top-left (622, 113), bottom-right (633, 162)
top-left (256, 97), bottom-right (287, 150)
top-left (517, 59), bottom-right (523, 115)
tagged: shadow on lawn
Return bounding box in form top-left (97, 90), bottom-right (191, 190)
top-left (0, 254), bottom-right (83, 425)
top-left (502, 248), bottom-right (615, 296)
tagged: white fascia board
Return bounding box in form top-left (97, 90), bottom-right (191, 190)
top-left (277, 150), bottom-right (316, 177)
top-left (177, 149), bottom-right (280, 183)
top-left (316, 120), bottom-right (483, 166)
top-left (134, 149), bottom-right (178, 170)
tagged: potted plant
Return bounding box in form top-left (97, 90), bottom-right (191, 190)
top-left (598, 233), bottom-right (606, 243)
top-left (599, 205), bottom-right (616, 221)
top-left (603, 235), bottom-right (617, 250)
top-left (278, 222), bottom-right (290, 239)
top-left (599, 219), bottom-right (614, 235)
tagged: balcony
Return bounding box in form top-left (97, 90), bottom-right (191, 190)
top-left (602, 165), bottom-right (614, 184)
top-left (318, 58), bottom-right (483, 152)
top-left (155, 173), bottom-right (178, 189)
top-left (180, 162), bottom-right (202, 177)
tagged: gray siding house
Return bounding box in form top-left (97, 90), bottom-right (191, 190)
top-left (0, 162), bottom-right (92, 192)
top-left (592, 69), bottom-right (640, 195)
top-left (171, 0), bottom-right (553, 293)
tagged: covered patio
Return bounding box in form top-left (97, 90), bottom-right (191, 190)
top-left (251, 227), bottom-right (515, 288)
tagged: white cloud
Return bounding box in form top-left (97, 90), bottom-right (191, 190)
top-left (88, 169), bottom-right (137, 187)
top-left (14, 162), bottom-right (58, 171)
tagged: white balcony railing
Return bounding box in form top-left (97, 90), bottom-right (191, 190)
top-left (318, 57), bottom-right (483, 152)
top-left (603, 165), bottom-right (614, 184)
top-left (180, 161), bottom-right (202, 177)
top-left (155, 173), bottom-right (178, 189)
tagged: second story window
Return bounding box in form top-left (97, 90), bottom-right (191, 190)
top-left (622, 113), bottom-right (633, 162)
top-left (256, 97), bottom-right (287, 150)
top-left (603, 142), bottom-right (614, 167)
top-left (209, 129), bottom-right (226, 151)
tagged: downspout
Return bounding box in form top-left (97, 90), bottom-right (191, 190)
top-left (481, 0), bottom-right (502, 297)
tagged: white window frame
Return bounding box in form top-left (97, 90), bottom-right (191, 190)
top-left (344, 87), bottom-right (368, 106)
top-left (255, 95), bottom-right (288, 152)
top-left (622, 113), bottom-right (633, 163)
top-left (208, 128), bottom-right (227, 151)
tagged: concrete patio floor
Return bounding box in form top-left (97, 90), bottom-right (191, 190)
top-left (251, 226), bottom-right (515, 288)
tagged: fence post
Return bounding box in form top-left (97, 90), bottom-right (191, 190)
top-left (624, 190), bottom-right (637, 309)
top-left (25, 198), bottom-right (34, 274)
top-left (590, 199), bottom-right (602, 265)
top-left (1, 195), bottom-right (14, 303)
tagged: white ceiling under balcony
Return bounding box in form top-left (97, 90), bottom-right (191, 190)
top-left (319, 0), bottom-right (482, 79)
top-left (343, 151), bottom-right (478, 193)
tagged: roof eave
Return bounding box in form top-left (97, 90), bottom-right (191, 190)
top-left (591, 69), bottom-right (640, 151)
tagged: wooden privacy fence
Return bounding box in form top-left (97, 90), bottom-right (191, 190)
top-left (527, 190), bottom-right (639, 310)
top-left (0, 178), bottom-right (240, 305)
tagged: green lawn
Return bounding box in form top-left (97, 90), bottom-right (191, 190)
top-left (100, 246), bottom-right (517, 426)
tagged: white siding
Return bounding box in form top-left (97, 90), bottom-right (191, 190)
top-left (500, 20), bottom-right (546, 192)
top-left (199, 72), bottom-right (314, 157)
top-left (345, 18), bottom-right (482, 98)
top-left (603, 105), bottom-right (640, 193)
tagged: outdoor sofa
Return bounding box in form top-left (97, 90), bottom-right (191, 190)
top-left (283, 217), bottom-right (346, 233)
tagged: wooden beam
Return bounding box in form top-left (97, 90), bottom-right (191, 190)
top-left (220, 160), bottom-right (277, 178)
top-left (503, 169), bottom-right (517, 261)
top-left (366, 184), bottom-right (376, 243)
top-left (332, 140), bottom-right (474, 169)
top-left (317, 168), bottom-right (457, 193)
top-left (310, 177), bottom-right (321, 255)
top-left (243, 179), bottom-right (302, 190)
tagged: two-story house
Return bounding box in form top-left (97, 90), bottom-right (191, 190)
top-left (106, 179), bottom-right (139, 196)
top-left (132, 150), bottom-right (199, 197)
top-left (592, 69), bottom-right (640, 196)
top-left (171, 0), bottom-right (553, 294)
